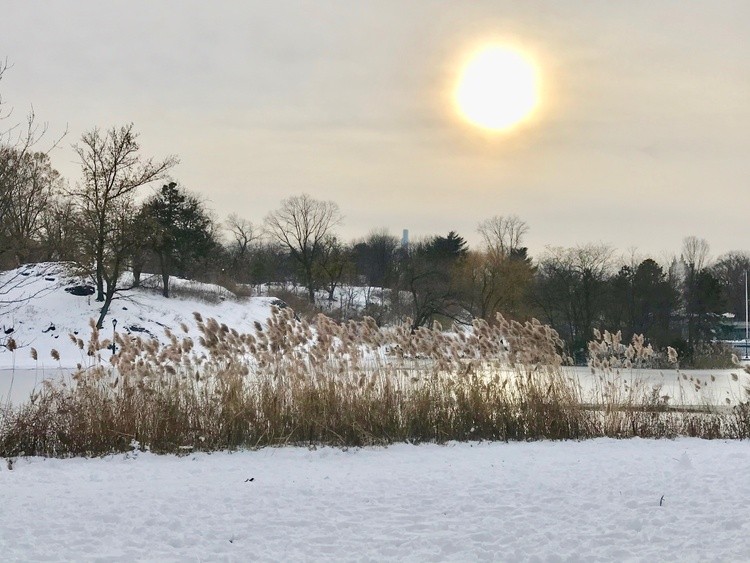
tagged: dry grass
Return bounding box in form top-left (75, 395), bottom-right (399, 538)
top-left (1, 310), bottom-right (749, 457)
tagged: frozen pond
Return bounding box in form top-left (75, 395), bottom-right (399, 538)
top-left (2, 363), bottom-right (748, 409)
top-left (566, 366), bottom-right (749, 409)
top-left (0, 368), bottom-right (78, 407)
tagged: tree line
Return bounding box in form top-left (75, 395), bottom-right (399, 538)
top-left (0, 64), bottom-right (745, 364)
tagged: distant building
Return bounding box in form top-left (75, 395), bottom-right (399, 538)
top-left (401, 229), bottom-right (409, 252)
top-left (717, 317), bottom-right (750, 356)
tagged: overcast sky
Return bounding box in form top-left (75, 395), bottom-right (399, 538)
top-left (2, 1), bottom-right (749, 258)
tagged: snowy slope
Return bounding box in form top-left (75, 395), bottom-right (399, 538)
top-left (2, 439), bottom-right (750, 561)
top-left (0, 262), bottom-right (276, 370)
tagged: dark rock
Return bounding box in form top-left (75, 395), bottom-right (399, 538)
top-left (65, 285), bottom-right (95, 297)
top-left (126, 325), bottom-right (154, 338)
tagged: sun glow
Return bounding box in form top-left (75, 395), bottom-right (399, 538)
top-left (454, 45), bottom-right (540, 132)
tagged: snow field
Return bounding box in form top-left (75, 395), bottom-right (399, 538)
top-left (2, 439), bottom-right (750, 561)
top-left (0, 263), bottom-right (276, 371)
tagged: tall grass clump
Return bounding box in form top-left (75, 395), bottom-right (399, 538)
top-left (1, 309), bottom-right (748, 457)
top-left (585, 329), bottom-right (749, 438)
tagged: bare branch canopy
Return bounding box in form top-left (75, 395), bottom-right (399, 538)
top-left (264, 193), bottom-right (343, 303)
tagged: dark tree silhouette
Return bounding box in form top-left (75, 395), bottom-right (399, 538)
top-left (141, 182), bottom-right (216, 298)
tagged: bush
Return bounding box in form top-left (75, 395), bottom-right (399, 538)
top-left (689, 341), bottom-right (737, 369)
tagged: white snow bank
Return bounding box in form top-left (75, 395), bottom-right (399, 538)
top-left (1, 439), bottom-right (749, 561)
top-left (0, 262), bottom-right (276, 370)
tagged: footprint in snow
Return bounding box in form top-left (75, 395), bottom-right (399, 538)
top-left (676, 451), bottom-right (693, 470)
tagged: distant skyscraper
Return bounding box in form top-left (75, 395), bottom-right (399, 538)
top-left (402, 229), bottom-right (409, 252)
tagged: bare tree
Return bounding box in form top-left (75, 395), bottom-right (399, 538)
top-left (460, 248), bottom-right (534, 322)
top-left (0, 60), bottom-right (65, 175)
top-left (397, 234), bottom-right (469, 330)
top-left (351, 230), bottom-right (400, 289)
top-left (0, 58), bottom-right (8, 123)
top-left (264, 194), bottom-right (343, 303)
top-left (93, 198), bottom-right (141, 328)
top-left (316, 235), bottom-right (350, 301)
top-left (712, 251), bottom-right (750, 320)
top-left (682, 236), bottom-right (711, 271)
top-left (70, 124), bottom-right (177, 326)
top-left (0, 61), bottom-right (66, 268)
top-left (225, 213), bottom-right (258, 280)
top-left (0, 59), bottom-right (42, 153)
top-left (533, 244), bottom-right (613, 360)
top-left (0, 60), bottom-right (68, 331)
top-left (465, 215), bottom-right (534, 321)
top-left (477, 215), bottom-right (529, 258)
top-left (0, 149), bottom-right (63, 265)
top-left (679, 237), bottom-right (721, 352)
top-left (38, 196), bottom-right (80, 262)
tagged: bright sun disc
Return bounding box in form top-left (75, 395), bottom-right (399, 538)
top-left (455, 45), bottom-right (540, 132)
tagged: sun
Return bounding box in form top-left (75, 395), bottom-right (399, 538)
top-left (454, 45), bottom-right (540, 132)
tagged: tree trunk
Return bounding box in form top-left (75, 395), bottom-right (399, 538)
top-left (95, 260), bottom-right (105, 302)
top-left (132, 254), bottom-right (143, 288)
top-left (162, 271), bottom-right (170, 298)
top-left (154, 252), bottom-right (170, 298)
top-left (96, 283), bottom-right (116, 329)
top-left (158, 253), bottom-right (171, 298)
top-left (304, 264), bottom-right (316, 304)
top-left (95, 231), bottom-right (105, 301)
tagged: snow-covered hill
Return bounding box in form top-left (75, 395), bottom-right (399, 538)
top-left (0, 262), bottom-right (276, 371)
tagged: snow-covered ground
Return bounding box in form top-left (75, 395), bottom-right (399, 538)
top-left (0, 262), bottom-right (276, 371)
top-left (2, 439), bottom-right (749, 561)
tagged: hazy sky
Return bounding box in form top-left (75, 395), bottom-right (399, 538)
top-left (2, 1), bottom-right (749, 258)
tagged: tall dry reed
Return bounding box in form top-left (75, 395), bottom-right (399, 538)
top-left (1, 309), bottom-right (748, 457)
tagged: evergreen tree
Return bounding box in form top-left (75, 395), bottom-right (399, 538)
top-left (141, 182), bottom-right (216, 298)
